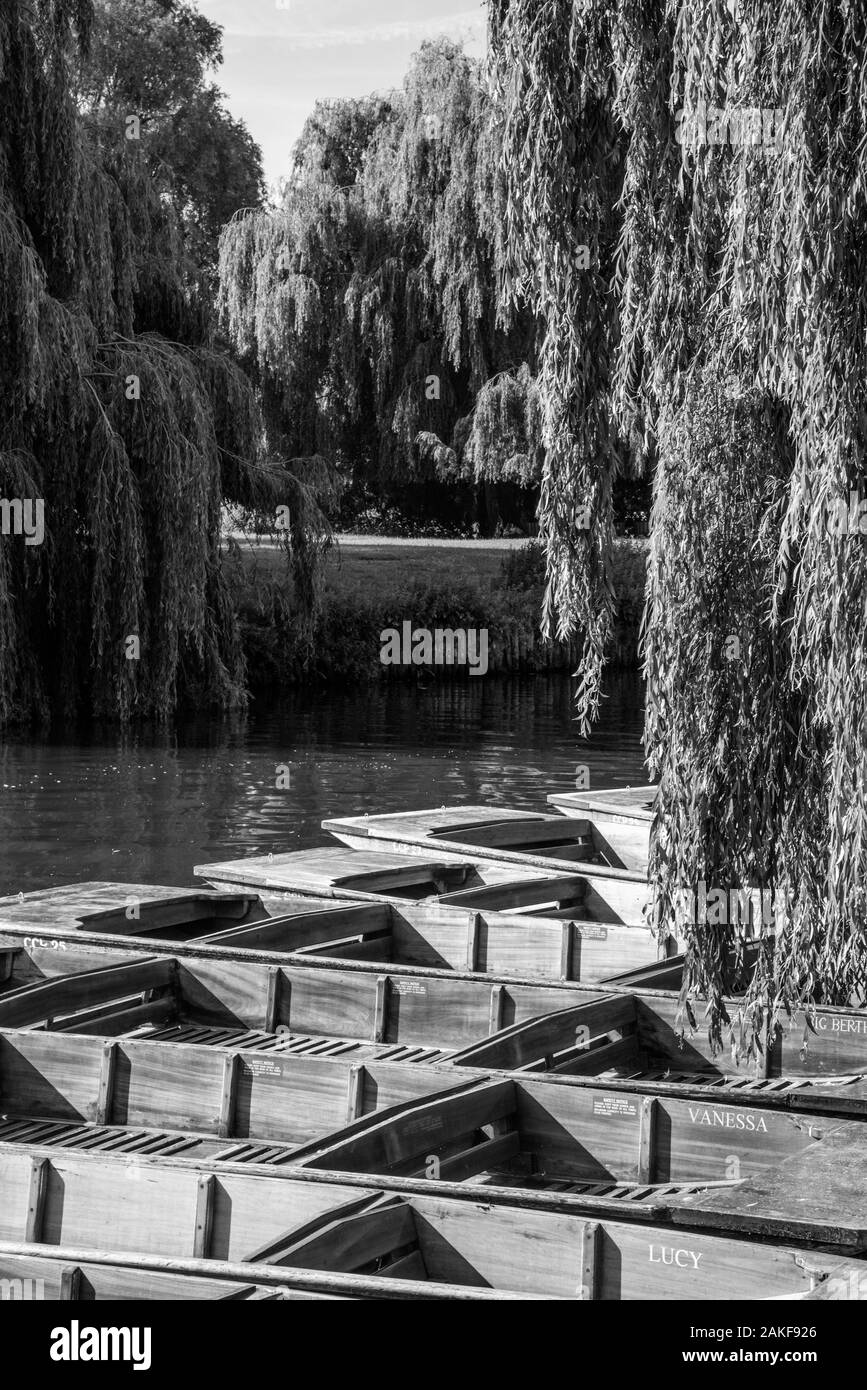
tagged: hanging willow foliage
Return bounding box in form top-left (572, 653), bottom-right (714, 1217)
top-left (0, 0), bottom-right (325, 725)
top-left (490, 0), bottom-right (867, 1045)
top-left (490, 0), bottom-right (627, 730)
top-left (218, 39), bottom-right (539, 506)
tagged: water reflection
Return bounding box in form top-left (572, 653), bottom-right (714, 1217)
top-left (0, 672), bottom-right (646, 894)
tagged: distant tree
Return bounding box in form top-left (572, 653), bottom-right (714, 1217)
top-left (75, 0), bottom-right (265, 271)
top-left (291, 96), bottom-right (397, 189)
top-left (219, 40), bottom-right (541, 533)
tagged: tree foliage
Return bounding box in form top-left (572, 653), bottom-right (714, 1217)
top-left (218, 40), bottom-right (540, 522)
top-left (75, 0), bottom-right (266, 271)
top-left (490, 0), bottom-right (867, 1046)
top-left (0, 0), bottom-right (323, 726)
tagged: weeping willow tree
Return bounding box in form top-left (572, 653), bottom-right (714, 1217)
top-left (0, 0), bottom-right (327, 726)
top-left (218, 39), bottom-right (540, 523)
top-left (490, 0), bottom-right (867, 1049)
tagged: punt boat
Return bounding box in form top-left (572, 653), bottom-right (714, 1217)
top-left (0, 1141), bottom-right (857, 1299)
top-left (1, 1017), bottom-right (861, 1190)
top-left (546, 786), bottom-right (655, 870)
top-left (196, 844), bottom-right (654, 929)
top-left (0, 878), bottom-right (672, 986)
top-left (1, 905), bottom-right (865, 1078)
top-left (321, 807), bottom-right (651, 918)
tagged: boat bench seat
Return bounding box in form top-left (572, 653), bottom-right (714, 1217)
top-left (449, 996), bottom-right (641, 1075)
top-left (290, 1079), bottom-right (522, 1185)
top-left (245, 1193), bottom-right (429, 1282)
top-left (0, 957), bottom-right (179, 1033)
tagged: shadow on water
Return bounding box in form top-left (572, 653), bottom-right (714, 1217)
top-left (0, 671), bottom-right (646, 894)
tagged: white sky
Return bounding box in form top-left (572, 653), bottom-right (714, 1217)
top-left (196, 0), bottom-right (488, 189)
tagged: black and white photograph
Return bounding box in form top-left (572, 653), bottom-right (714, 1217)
top-left (0, 0), bottom-right (863, 1348)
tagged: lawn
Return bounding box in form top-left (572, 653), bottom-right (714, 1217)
top-left (234, 534), bottom-right (525, 602)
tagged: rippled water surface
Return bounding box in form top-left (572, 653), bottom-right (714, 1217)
top-left (0, 672), bottom-right (646, 895)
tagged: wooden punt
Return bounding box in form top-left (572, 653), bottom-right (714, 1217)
top-left (547, 786), bottom-right (655, 871)
top-left (2, 912), bottom-right (867, 1081)
top-left (321, 806), bottom-right (652, 919)
top-left (0, 878), bottom-right (672, 985)
top-left (0, 1142), bottom-right (856, 1299)
top-left (2, 1018), bottom-right (863, 1190)
top-left (196, 844), bottom-right (666, 954)
top-left (196, 843), bottom-right (648, 922)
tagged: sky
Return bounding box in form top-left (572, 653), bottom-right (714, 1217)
top-left (196, 0), bottom-right (488, 190)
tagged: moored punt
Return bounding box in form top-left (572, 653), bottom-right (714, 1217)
top-left (3, 1022), bottom-right (864, 1189)
top-left (0, 1143), bottom-right (855, 1299)
top-left (0, 878), bottom-right (672, 985)
top-left (196, 843), bottom-right (647, 920)
top-left (547, 786), bottom-right (655, 871)
top-left (3, 920), bottom-right (867, 1080)
top-left (321, 807), bottom-right (652, 920)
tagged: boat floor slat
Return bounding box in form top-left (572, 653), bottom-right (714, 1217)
top-left (0, 1116), bottom-right (216, 1157)
top-left (213, 1143), bottom-right (296, 1165)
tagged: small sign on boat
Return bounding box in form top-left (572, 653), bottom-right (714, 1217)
top-left (241, 1058), bottom-right (284, 1078)
top-left (592, 1095), bottom-right (638, 1118)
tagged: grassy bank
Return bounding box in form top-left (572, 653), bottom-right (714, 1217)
top-left (230, 537), bottom-right (647, 688)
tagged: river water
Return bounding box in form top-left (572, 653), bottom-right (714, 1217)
top-left (0, 672), bottom-right (646, 896)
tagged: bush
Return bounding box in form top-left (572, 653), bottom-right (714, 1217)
top-left (498, 540), bottom-right (547, 590)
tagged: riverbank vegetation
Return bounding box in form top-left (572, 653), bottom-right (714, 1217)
top-left (232, 538), bottom-right (647, 687)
